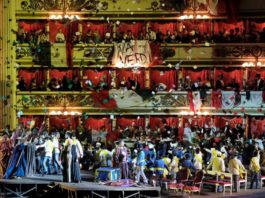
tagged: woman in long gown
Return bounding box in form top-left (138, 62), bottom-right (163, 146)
top-left (62, 132), bottom-right (83, 183)
top-left (0, 133), bottom-right (13, 178)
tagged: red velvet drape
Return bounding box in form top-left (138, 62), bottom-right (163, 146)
top-left (182, 116), bottom-right (212, 128)
top-left (49, 116), bottom-right (79, 130)
top-left (50, 69), bottom-right (80, 80)
top-left (82, 21), bottom-right (110, 39)
top-left (182, 68), bottom-right (210, 82)
top-left (213, 21), bottom-right (244, 34)
top-left (116, 69), bottom-right (146, 89)
top-left (82, 69), bottom-right (111, 89)
top-left (225, 0), bottom-right (240, 23)
top-left (116, 116), bottom-right (145, 129)
top-left (19, 116), bottom-right (44, 128)
top-left (214, 116), bottom-right (242, 128)
top-left (251, 22), bottom-right (265, 32)
top-left (84, 117), bottom-right (111, 132)
top-left (149, 22), bottom-right (177, 35)
top-left (215, 68), bottom-right (243, 89)
top-left (149, 116), bottom-right (178, 130)
top-left (117, 22), bottom-right (146, 38)
top-left (18, 20), bottom-right (46, 32)
top-left (182, 21), bottom-right (211, 34)
top-left (211, 91), bottom-right (222, 109)
top-left (250, 118), bottom-right (265, 136)
top-left (18, 69), bottom-right (47, 89)
top-left (150, 69), bottom-right (177, 90)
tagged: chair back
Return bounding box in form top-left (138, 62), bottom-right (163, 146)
top-left (177, 168), bottom-right (190, 181)
top-left (193, 170), bottom-right (204, 184)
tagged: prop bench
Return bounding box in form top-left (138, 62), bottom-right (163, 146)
top-left (202, 170), bottom-right (232, 195)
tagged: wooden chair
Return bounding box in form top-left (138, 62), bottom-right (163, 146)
top-left (238, 172), bottom-right (247, 191)
top-left (183, 170), bottom-right (204, 195)
top-left (168, 168), bottom-right (190, 193)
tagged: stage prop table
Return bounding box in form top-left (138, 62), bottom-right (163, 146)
top-left (95, 167), bottom-right (121, 182)
top-left (58, 181), bottom-right (161, 198)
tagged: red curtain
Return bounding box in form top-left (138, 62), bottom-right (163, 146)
top-left (49, 116), bottom-right (79, 130)
top-left (82, 21), bottom-right (110, 39)
top-left (18, 69), bottom-right (47, 89)
top-left (225, 0), bottom-right (240, 23)
top-left (117, 22), bottom-right (146, 37)
top-left (250, 118), bottom-right (265, 136)
top-left (182, 68), bottom-right (210, 82)
top-left (84, 117), bottom-right (111, 132)
top-left (183, 116), bottom-right (212, 128)
top-left (150, 69), bottom-right (177, 90)
top-left (213, 21), bottom-right (244, 34)
top-left (116, 69), bottom-right (146, 89)
top-left (18, 20), bottom-right (46, 32)
top-left (215, 68), bottom-right (243, 89)
top-left (50, 69), bottom-right (80, 80)
top-left (247, 68), bottom-right (265, 88)
top-left (82, 69), bottom-right (111, 89)
top-left (149, 116), bottom-right (178, 130)
top-left (19, 116), bottom-right (44, 128)
top-left (211, 91), bottom-right (222, 109)
top-left (150, 43), bottom-right (162, 66)
top-left (149, 22), bottom-right (177, 35)
top-left (182, 21), bottom-right (211, 34)
top-left (251, 22), bottom-right (265, 32)
top-left (49, 21), bottom-right (68, 43)
top-left (214, 116), bottom-right (242, 128)
top-left (116, 117), bottom-right (145, 129)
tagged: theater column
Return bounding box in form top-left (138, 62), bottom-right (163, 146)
top-left (112, 116), bottom-right (116, 131)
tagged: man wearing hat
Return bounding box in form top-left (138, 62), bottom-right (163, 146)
top-left (228, 152), bottom-right (245, 192)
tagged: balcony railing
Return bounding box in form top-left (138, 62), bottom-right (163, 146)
top-left (16, 43), bottom-right (265, 67)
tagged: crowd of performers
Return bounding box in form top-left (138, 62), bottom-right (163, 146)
top-left (0, 119), bottom-right (265, 192)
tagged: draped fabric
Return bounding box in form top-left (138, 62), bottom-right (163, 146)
top-left (92, 90), bottom-right (117, 109)
top-left (149, 116), bottom-right (178, 130)
top-left (116, 117), bottom-right (145, 129)
top-left (250, 118), bottom-right (265, 136)
top-left (116, 69), bottom-right (146, 89)
top-left (182, 21), bottom-right (211, 34)
top-left (150, 42), bottom-right (162, 65)
top-left (18, 69), bottom-right (47, 89)
top-left (183, 116), bottom-right (212, 128)
top-left (251, 22), bottom-right (265, 32)
top-left (49, 116), bottom-right (79, 130)
top-left (19, 116), bottom-right (44, 128)
top-left (149, 22), bottom-right (177, 35)
top-left (247, 68), bottom-right (265, 89)
top-left (82, 21), bottom-right (110, 39)
top-left (117, 22), bottom-right (146, 37)
top-left (214, 116), bottom-right (242, 128)
top-left (49, 21), bottom-right (68, 43)
top-left (84, 117), bottom-right (111, 132)
top-left (66, 21), bottom-right (79, 67)
top-left (213, 21), bottom-right (244, 34)
top-left (82, 69), bottom-right (111, 89)
top-left (18, 20), bottom-right (46, 32)
top-left (0, 138), bottom-right (12, 178)
top-left (182, 68), bottom-right (210, 82)
top-left (150, 69), bottom-right (178, 90)
top-left (211, 91), bottom-right (222, 109)
top-left (50, 69), bottom-right (80, 80)
top-left (215, 68), bottom-right (243, 89)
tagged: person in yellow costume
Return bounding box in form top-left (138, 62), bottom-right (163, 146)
top-left (228, 152), bottom-right (245, 192)
top-left (162, 155), bottom-right (172, 177)
top-left (194, 148), bottom-right (203, 170)
top-left (249, 150), bottom-right (261, 189)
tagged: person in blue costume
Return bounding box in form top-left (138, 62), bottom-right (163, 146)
top-left (154, 156), bottom-right (169, 178)
top-left (4, 143), bottom-right (27, 179)
top-left (146, 144), bottom-right (156, 172)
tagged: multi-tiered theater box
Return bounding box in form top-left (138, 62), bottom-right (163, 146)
top-left (95, 167), bottom-right (121, 182)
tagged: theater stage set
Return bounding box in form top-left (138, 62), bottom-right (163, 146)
top-left (1, 0), bottom-right (265, 197)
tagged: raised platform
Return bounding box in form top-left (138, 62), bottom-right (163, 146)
top-left (0, 172), bottom-right (161, 198)
top-left (58, 182), bottom-right (161, 198)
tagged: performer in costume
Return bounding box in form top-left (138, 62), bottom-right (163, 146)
top-left (62, 132), bottom-right (83, 183)
top-left (0, 133), bottom-right (13, 178)
top-left (115, 140), bottom-right (129, 179)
